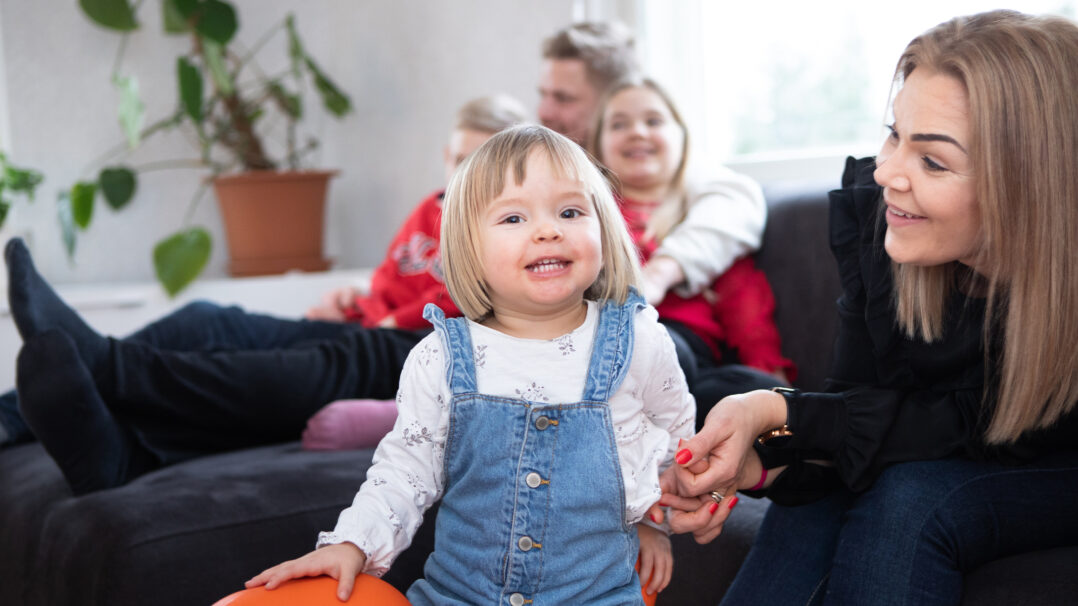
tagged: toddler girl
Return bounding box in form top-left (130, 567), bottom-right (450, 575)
top-left (247, 125), bottom-right (695, 604)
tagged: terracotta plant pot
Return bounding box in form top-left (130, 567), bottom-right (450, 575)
top-left (214, 170), bottom-right (337, 276)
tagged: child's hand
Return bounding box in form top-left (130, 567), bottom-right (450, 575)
top-left (306, 286), bottom-right (361, 322)
top-left (245, 542), bottom-right (368, 602)
top-left (637, 523), bottom-right (673, 596)
top-left (640, 256), bottom-right (685, 305)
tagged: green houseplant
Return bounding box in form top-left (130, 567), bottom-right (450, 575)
top-left (71, 0), bottom-right (352, 294)
top-left (0, 152), bottom-right (43, 228)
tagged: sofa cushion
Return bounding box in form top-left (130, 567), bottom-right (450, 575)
top-left (0, 442), bottom-right (374, 605)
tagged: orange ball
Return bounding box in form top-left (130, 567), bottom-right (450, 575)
top-left (213, 574), bottom-right (410, 606)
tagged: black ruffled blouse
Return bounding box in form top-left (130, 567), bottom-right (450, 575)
top-left (759, 156), bottom-right (1078, 505)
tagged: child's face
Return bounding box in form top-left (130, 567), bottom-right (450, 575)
top-left (479, 151), bottom-right (603, 320)
top-left (598, 86), bottom-right (685, 197)
top-left (444, 128), bottom-right (494, 183)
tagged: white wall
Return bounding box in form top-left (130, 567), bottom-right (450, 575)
top-left (0, 0), bottom-right (574, 286)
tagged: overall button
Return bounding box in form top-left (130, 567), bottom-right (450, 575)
top-left (525, 472), bottom-right (542, 488)
top-left (509, 593), bottom-right (525, 606)
top-left (517, 536), bottom-right (534, 551)
top-left (534, 416), bottom-right (550, 430)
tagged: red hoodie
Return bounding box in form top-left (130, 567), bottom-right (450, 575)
top-left (344, 190), bottom-right (460, 329)
top-left (619, 196), bottom-right (795, 379)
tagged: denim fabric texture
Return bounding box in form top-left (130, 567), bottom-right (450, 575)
top-left (720, 452), bottom-right (1078, 606)
top-left (409, 296), bottom-right (646, 605)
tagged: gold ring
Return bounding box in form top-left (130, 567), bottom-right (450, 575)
top-left (709, 491), bottom-right (724, 504)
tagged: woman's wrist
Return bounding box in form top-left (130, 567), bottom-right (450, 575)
top-left (751, 388), bottom-right (789, 436)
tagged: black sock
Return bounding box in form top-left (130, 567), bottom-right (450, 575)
top-left (16, 329), bottom-right (154, 495)
top-left (5, 238), bottom-right (109, 375)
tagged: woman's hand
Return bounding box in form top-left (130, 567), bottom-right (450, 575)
top-left (658, 390), bottom-right (787, 542)
top-left (636, 523), bottom-right (673, 596)
top-left (245, 542), bottom-right (367, 601)
top-left (306, 286), bottom-right (361, 322)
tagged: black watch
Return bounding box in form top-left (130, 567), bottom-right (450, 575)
top-left (757, 387), bottom-right (798, 447)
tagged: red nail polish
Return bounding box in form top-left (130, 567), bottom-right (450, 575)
top-left (650, 513), bottom-right (660, 523)
top-left (728, 496), bottom-right (739, 510)
top-left (675, 449), bottom-right (692, 465)
top-left (658, 499), bottom-right (669, 507)
top-left (708, 502), bottom-right (719, 515)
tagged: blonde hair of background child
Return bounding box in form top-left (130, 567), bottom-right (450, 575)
top-left (454, 94), bottom-right (528, 134)
top-left (441, 124), bottom-right (642, 321)
top-left (590, 76), bottom-right (690, 243)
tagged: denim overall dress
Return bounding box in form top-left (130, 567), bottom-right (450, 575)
top-left (408, 295), bottom-right (646, 605)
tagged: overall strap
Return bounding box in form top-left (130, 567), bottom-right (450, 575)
top-left (582, 290), bottom-right (646, 403)
top-left (422, 304), bottom-right (477, 395)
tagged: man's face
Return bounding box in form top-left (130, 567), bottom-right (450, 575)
top-left (537, 58), bottom-right (600, 146)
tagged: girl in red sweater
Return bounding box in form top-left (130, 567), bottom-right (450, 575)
top-left (591, 77), bottom-right (795, 427)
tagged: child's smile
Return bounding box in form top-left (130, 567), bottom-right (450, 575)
top-left (479, 151), bottom-right (603, 336)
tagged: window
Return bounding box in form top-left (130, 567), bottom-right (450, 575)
top-left (616, 0), bottom-right (1077, 182)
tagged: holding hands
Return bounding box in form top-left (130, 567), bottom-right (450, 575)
top-left (653, 389), bottom-right (787, 543)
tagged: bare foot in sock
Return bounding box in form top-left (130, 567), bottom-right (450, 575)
top-left (302, 399), bottom-right (399, 451)
top-left (16, 329), bottom-right (154, 494)
top-left (5, 238), bottom-right (109, 375)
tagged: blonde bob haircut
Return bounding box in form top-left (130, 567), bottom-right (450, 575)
top-left (891, 10), bottom-right (1078, 443)
top-left (441, 124), bottom-right (642, 322)
top-left (589, 76), bottom-right (690, 243)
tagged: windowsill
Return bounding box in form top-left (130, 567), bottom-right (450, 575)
top-left (0, 268), bottom-right (372, 391)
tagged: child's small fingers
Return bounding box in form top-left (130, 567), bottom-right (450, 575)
top-left (646, 555), bottom-right (668, 594)
top-left (335, 574), bottom-right (356, 602)
top-left (660, 492), bottom-right (703, 513)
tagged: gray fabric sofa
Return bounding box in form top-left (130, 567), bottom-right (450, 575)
top-left (1, 181), bottom-right (1074, 605)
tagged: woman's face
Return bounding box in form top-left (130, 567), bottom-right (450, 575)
top-left (874, 69), bottom-right (983, 269)
top-left (598, 86), bottom-right (685, 199)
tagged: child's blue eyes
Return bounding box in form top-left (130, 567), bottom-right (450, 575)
top-left (561, 209), bottom-right (581, 219)
top-left (503, 216), bottom-right (522, 224)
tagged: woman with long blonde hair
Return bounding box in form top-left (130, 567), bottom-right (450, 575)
top-left (660, 10), bottom-right (1078, 604)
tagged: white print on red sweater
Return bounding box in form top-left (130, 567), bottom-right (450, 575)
top-left (392, 233), bottom-right (445, 282)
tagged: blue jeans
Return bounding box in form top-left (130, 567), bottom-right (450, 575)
top-left (1, 301), bottom-right (397, 444)
top-left (720, 452), bottom-right (1078, 606)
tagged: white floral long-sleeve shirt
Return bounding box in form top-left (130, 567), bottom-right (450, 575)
top-left (317, 302), bottom-right (696, 576)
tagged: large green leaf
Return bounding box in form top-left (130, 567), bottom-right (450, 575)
top-left (57, 192), bottom-right (77, 257)
top-left (202, 39), bottom-right (233, 95)
top-left (267, 81), bottom-right (302, 119)
top-left (79, 0), bottom-right (138, 31)
top-left (305, 58), bottom-right (352, 117)
top-left (99, 167), bottom-right (137, 210)
top-left (177, 57), bottom-right (204, 122)
top-left (70, 182), bottom-right (97, 229)
top-left (2, 163), bottom-right (43, 199)
top-left (114, 75), bottom-right (145, 148)
top-left (194, 0), bottom-right (238, 45)
top-left (163, 0), bottom-right (192, 33)
top-left (153, 227), bottom-right (211, 295)
top-left (171, 0), bottom-right (200, 18)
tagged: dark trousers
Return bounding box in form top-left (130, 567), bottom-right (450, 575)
top-left (31, 301), bottom-right (424, 464)
top-left (720, 452), bottom-right (1078, 606)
